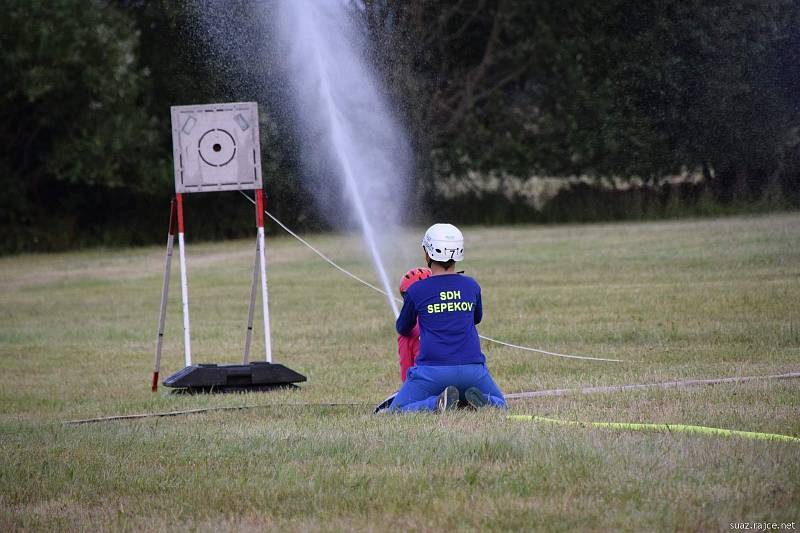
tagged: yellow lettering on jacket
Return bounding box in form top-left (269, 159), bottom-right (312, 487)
top-left (426, 300), bottom-right (474, 314)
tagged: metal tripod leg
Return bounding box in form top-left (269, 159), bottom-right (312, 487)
top-left (153, 200), bottom-right (177, 392)
top-left (257, 226), bottom-right (272, 362)
top-left (176, 193), bottom-right (192, 367)
top-left (255, 190), bottom-right (273, 363)
top-left (243, 236), bottom-right (260, 364)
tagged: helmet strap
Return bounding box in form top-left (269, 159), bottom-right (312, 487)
top-left (423, 247), bottom-right (433, 268)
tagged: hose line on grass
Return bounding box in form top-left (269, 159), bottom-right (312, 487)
top-left (65, 405), bottom-right (800, 443)
top-left (507, 415), bottom-right (800, 443)
top-left (65, 370), bottom-right (798, 428)
top-left (238, 191), bottom-right (623, 363)
top-left (64, 401), bottom-right (368, 425)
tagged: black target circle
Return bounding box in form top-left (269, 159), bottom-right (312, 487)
top-left (198, 129), bottom-right (236, 167)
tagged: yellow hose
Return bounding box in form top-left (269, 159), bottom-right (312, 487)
top-left (507, 415), bottom-right (800, 443)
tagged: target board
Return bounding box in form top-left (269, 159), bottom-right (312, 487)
top-left (170, 102), bottom-right (263, 193)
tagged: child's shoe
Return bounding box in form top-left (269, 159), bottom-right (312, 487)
top-left (436, 386), bottom-right (460, 413)
top-left (373, 391), bottom-right (398, 414)
top-left (464, 387), bottom-right (488, 409)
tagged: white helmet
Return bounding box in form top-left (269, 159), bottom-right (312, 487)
top-left (422, 223), bottom-right (464, 262)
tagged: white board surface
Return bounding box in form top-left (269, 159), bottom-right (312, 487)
top-left (170, 102), bottom-right (263, 193)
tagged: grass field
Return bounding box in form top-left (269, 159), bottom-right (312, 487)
top-left (1, 212), bottom-right (799, 531)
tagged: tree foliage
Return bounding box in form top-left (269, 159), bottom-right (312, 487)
top-left (366, 0), bottom-right (800, 204)
top-left (0, 0), bottom-right (166, 249)
top-left (1, 0), bottom-right (798, 252)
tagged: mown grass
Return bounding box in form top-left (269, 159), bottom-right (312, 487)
top-left (1, 212), bottom-right (799, 531)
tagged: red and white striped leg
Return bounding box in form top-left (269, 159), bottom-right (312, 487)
top-left (176, 193), bottom-right (192, 367)
top-left (256, 189), bottom-right (273, 363)
top-left (153, 199), bottom-right (178, 391)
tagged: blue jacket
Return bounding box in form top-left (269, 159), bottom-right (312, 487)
top-left (395, 273), bottom-right (485, 366)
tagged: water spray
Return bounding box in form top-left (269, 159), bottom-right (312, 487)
top-left (274, 0), bottom-right (407, 318)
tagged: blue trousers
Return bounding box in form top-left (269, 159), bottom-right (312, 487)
top-left (390, 364), bottom-right (506, 412)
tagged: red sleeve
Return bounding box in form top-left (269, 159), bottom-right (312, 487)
top-left (397, 321), bottom-right (421, 382)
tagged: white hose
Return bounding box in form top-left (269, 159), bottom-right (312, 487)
top-left (239, 191), bottom-right (624, 363)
